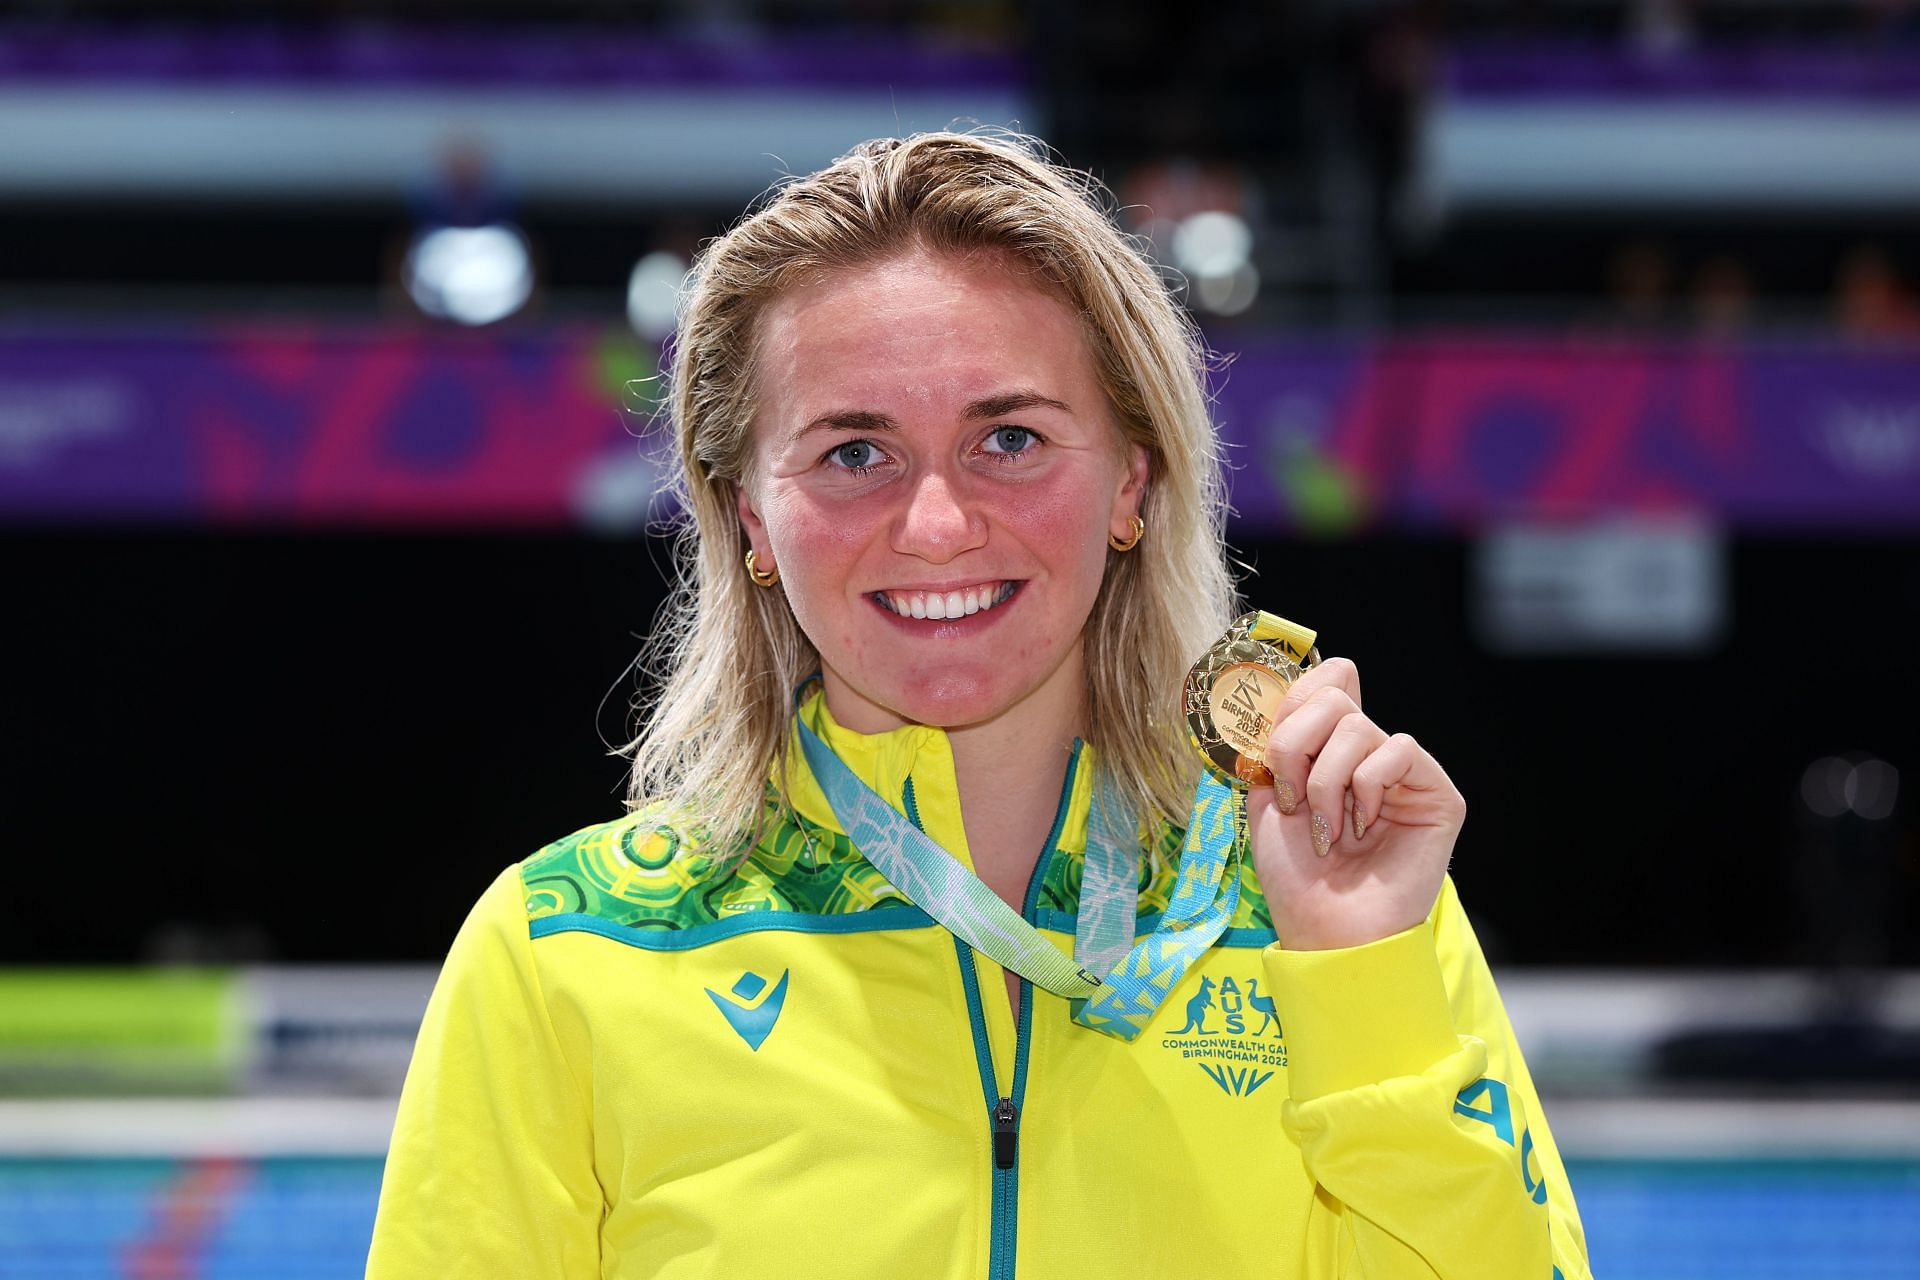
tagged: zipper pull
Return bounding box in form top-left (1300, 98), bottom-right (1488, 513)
top-left (992, 1097), bottom-right (1019, 1170)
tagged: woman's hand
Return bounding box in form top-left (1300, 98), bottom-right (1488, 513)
top-left (1244, 657), bottom-right (1464, 952)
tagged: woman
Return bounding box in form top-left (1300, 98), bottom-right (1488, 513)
top-left (366, 131), bottom-right (1592, 1279)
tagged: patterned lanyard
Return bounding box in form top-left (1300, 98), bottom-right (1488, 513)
top-left (795, 715), bottom-right (1243, 1042)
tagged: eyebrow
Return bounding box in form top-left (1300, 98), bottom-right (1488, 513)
top-left (789, 390), bottom-right (1072, 443)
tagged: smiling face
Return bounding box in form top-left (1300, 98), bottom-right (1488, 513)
top-left (735, 247), bottom-right (1148, 737)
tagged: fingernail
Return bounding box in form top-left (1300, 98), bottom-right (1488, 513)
top-left (1311, 812), bottom-right (1332, 857)
top-left (1353, 807), bottom-right (1368, 842)
top-left (1275, 779), bottom-right (1297, 815)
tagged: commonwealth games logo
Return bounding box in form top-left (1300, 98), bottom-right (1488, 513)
top-left (1160, 974), bottom-right (1286, 1098)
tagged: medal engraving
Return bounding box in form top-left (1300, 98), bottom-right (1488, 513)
top-left (1208, 662), bottom-right (1285, 759)
top-left (1185, 611), bottom-right (1320, 789)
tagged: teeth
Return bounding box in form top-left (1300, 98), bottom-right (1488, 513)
top-left (877, 581), bottom-right (1012, 619)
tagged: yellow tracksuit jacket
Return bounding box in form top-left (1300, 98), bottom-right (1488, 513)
top-left (367, 690), bottom-right (1593, 1278)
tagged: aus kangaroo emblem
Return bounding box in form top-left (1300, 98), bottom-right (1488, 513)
top-left (1175, 976), bottom-right (1218, 1034)
top-left (1162, 972), bottom-right (1288, 1097)
top-left (1172, 975), bottom-right (1282, 1038)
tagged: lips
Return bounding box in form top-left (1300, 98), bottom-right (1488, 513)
top-left (872, 580), bottom-right (1019, 620)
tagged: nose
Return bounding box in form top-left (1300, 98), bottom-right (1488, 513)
top-left (890, 466), bottom-right (986, 563)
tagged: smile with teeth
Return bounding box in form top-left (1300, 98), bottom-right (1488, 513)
top-left (873, 581), bottom-right (1019, 620)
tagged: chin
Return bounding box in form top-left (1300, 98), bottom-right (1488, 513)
top-left (864, 668), bottom-right (1041, 732)
top-left (896, 676), bottom-right (1024, 729)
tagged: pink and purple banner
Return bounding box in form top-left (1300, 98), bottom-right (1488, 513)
top-left (0, 323), bottom-right (656, 528)
top-left (2, 322), bottom-right (1916, 532)
top-left (1219, 335), bottom-right (1920, 533)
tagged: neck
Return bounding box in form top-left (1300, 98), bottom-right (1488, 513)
top-left (822, 654), bottom-right (1087, 893)
top-left (946, 714), bottom-right (1079, 787)
top-left (947, 693), bottom-right (1082, 851)
top-left (944, 689), bottom-right (1081, 906)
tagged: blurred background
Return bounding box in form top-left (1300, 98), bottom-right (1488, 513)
top-left (2, 0), bottom-right (1917, 1275)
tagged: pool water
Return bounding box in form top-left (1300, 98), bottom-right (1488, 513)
top-left (0, 1156), bottom-right (1915, 1278)
top-left (1571, 1158), bottom-right (1920, 1279)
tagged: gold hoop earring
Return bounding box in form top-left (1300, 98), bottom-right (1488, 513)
top-left (745, 550), bottom-right (780, 587)
top-left (1108, 514), bottom-right (1145, 552)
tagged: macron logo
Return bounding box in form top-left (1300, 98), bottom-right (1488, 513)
top-left (705, 969), bottom-right (790, 1051)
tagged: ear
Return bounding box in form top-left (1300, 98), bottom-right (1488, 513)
top-left (1108, 440), bottom-right (1151, 541)
top-left (735, 481), bottom-right (775, 572)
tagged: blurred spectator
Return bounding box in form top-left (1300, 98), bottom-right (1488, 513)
top-left (1117, 157), bottom-right (1258, 273)
top-left (1629, 0), bottom-right (1698, 58)
top-left (1691, 254), bottom-right (1753, 339)
top-left (1861, 0), bottom-right (1920, 40)
top-left (1605, 239), bottom-right (1674, 330)
top-left (407, 136), bottom-right (518, 232)
top-left (1119, 159), bottom-right (1254, 232)
top-left (1362, 0), bottom-right (1440, 245)
top-left (382, 135), bottom-right (545, 326)
top-left (1835, 243), bottom-right (1920, 339)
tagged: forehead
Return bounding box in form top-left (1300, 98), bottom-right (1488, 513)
top-left (751, 249), bottom-right (1099, 418)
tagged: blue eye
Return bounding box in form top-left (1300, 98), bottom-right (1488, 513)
top-left (984, 426), bottom-right (1036, 455)
top-left (827, 440), bottom-right (879, 471)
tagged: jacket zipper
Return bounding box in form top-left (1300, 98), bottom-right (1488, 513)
top-left (992, 1097), bottom-right (1018, 1169)
top-left (991, 1094), bottom-right (1017, 1273)
top-left (953, 937), bottom-right (1032, 1280)
top-left (999, 975), bottom-right (1036, 1280)
top-left (910, 746), bottom-right (1080, 1280)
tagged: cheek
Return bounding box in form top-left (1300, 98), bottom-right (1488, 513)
top-left (762, 487), bottom-right (874, 559)
top-left (1002, 471), bottom-right (1114, 575)
top-left (759, 489), bottom-right (885, 653)
top-left (1015, 487), bottom-right (1100, 540)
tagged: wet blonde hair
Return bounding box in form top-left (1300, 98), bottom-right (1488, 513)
top-left (622, 128), bottom-right (1235, 860)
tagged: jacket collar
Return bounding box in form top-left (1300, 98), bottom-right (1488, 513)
top-left (780, 683), bottom-right (1095, 881)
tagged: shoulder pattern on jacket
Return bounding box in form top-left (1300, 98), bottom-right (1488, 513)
top-left (521, 788), bottom-right (1276, 936)
top-left (520, 789), bottom-right (913, 932)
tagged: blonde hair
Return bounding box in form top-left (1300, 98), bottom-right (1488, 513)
top-left (622, 128), bottom-right (1236, 860)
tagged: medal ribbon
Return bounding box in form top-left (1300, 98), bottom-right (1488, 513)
top-left (1247, 610), bottom-right (1318, 665)
top-left (795, 714), bottom-right (1246, 1042)
top-left (1067, 772), bottom-right (1242, 1039)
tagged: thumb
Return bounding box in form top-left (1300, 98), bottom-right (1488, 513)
top-left (1244, 783), bottom-right (1303, 846)
top-left (1244, 783), bottom-right (1278, 829)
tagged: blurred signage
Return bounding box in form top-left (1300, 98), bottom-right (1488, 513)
top-left (0, 324), bottom-right (663, 529)
top-left (1472, 518), bottom-right (1726, 654)
top-left (2, 326), bottom-right (1917, 532)
top-left (1219, 336), bottom-right (1920, 533)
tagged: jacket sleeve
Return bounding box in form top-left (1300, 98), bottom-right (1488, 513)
top-left (1261, 874), bottom-right (1593, 1279)
top-left (365, 863), bottom-right (604, 1278)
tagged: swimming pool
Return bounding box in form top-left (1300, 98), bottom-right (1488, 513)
top-left (1, 1155), bottom-right (1915, 1278)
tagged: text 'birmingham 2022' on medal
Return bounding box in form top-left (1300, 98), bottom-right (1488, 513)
top-left (1184, 611), bottom-right (1320, 789)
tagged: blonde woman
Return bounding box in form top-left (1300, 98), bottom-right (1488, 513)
top-left (366, 131), bottom-right (1592, 1279)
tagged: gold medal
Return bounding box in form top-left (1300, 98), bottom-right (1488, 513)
top-left (1184, 611), bottom-right (1321, 788)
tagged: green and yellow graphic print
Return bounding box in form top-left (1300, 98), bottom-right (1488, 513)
top-left (522, 786), bottom-right (1275, 935)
